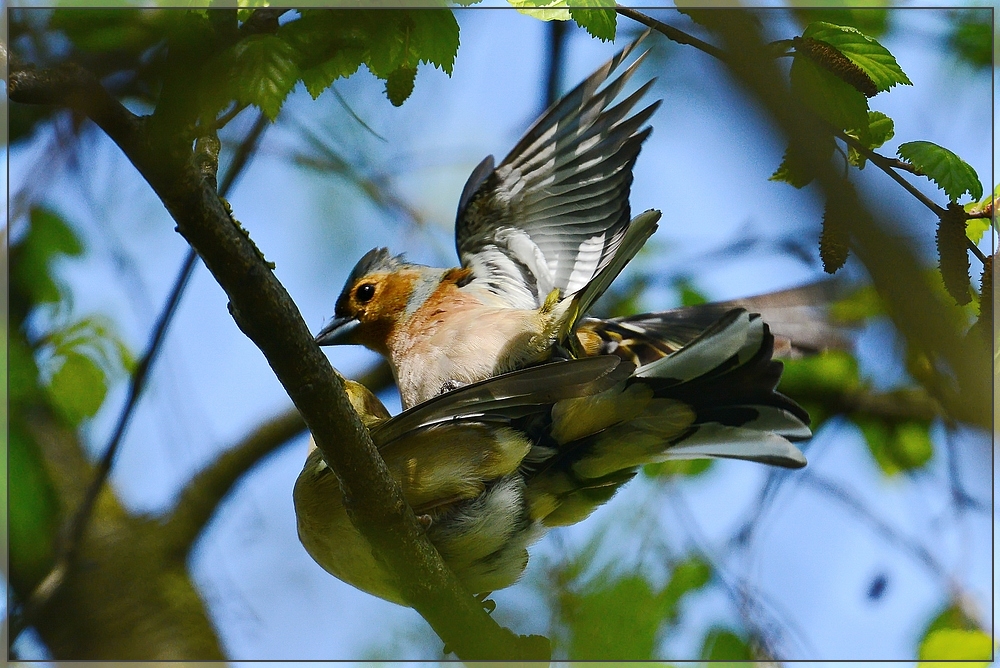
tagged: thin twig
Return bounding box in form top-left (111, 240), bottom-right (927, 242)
top-left (213, 101), bottom-right (248, 130)
top-left (615, 5), bottom-right (727, 62)
top-left (834, 130), bottom-right (947, 217)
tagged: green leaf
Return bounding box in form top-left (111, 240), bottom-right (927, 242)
top-left (51, 8), bottom-right (166, 54)
top-left (790, 54), bottom-right (870, 136)
top-left (385, 66), bottom-right (417, 107)
top-left (9, 334), bottom-right (41, 406)
top-left (563, 574), bottom-right (664, 659)
top-left (660, 556), bottom-right (712, 614)
top-left (700, 627), bottom-right (753, 661)
top-left (9, 425), bottom-right (60, 590)
top-left (828, 284), bottom-right (884, 323)
top-left (855, 418), bottom-right (933, 475)
top-left (963, 183), bottom-right (997, 243)
top-left (11, 207), bottom-right (84, 305)
top-left (856, 417), bottom-right (898, 475)
top-left (225, 34), bottom-right (300, 121)
top-left (848, 110), bottom-right (894, 168)
top-left (408, 9), bottom-right (461, 75)
top-left (507, 0), bottom-right (572, 22)
top-left (891, 421), bottom-right (933, 471)
top-left (918, 628), bottom-right (993, 667)
top-left (802, 21), bottom-right (912, 93)
top-left (301, 49), bottom-right (366, 99)
top-left (793, 8), bottom-right (889, 38)
top-left (561, 556), bottom-right (710, 659)
top-left (897, 141), bottom-right (983, 202)
top-left (922, 602), bottom-right (979, 638)
top-left (281, 9), bottom-right (458, 104)
top-left (47, 352), bottom-right (108, 426)
top-left (569, 0), bottom-right (616, 42)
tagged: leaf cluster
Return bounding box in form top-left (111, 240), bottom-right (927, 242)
top-left (8, 208), bottom-right (134, 596)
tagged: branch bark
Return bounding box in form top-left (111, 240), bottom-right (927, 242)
top-left (9, 55), bottom-right (548, 661)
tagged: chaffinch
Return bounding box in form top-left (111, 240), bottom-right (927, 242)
top-left (295, 309), bottom-right (809, 605)
top-left (315, 35), bottom-right (665, 409)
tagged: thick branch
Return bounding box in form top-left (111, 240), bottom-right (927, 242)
top-left (9, 57), bottom-right (548, 661)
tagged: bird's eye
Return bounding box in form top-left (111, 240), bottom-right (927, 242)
top-left (355, 283), bottom-right (376, 303)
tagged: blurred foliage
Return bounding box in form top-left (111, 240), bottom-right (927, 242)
top-left (854, 417), bottom-right (932, 476)
top-left (674, 278), bottom-right (708, 307)
top-left (778, 349), bottom-right (936, 475)
top-left (8, 207), bottom-right (133, 595)
top-left (917, 606), bottom-right (994, 667)
top-left (557, 556), bottom-right (711, 658)
top-left (918, 629), bottom-right (993, 666)
top-left (828, 283), bottom-right (885, 323)
top-left (11, 7), bottom-right (462, 144)
top-left (947, 10), bottom-right (991, 69)
top-left (699, 626), bottom-right (753, 661)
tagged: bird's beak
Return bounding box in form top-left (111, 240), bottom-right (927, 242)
top-left (315, 316), bottom-right (361, 346)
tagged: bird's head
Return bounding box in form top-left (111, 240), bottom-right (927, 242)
top-left (315, 248), bottom-right (426, 355)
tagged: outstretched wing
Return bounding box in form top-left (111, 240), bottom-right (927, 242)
top-left (455, 32), bottom-right (660, 309)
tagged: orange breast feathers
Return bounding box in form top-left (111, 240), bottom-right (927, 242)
top-left (389, 273), bottom-right (557, 408)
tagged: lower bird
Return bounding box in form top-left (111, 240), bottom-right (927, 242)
top-left (295, 308), bottom-right (809, 605)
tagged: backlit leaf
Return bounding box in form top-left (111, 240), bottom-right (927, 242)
top-left (802, 21), bottom-right (912, 92)
top-left (569, 0), bottom-right (616, 42)
top-left (897, 141), bottom-right (983, 202)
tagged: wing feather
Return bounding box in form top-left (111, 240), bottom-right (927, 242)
top-left (456, 32), bottom-right (658, 307)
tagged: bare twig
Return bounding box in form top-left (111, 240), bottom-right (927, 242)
top-left (213, 102), bottom-right (249, 131)
top-left (615, 6), bottom-right (727, 62)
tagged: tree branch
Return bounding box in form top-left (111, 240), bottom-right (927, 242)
top-left (615, 5), bottom-right (727, 62)
top-left (9, 56), bottom-right (548, 661)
